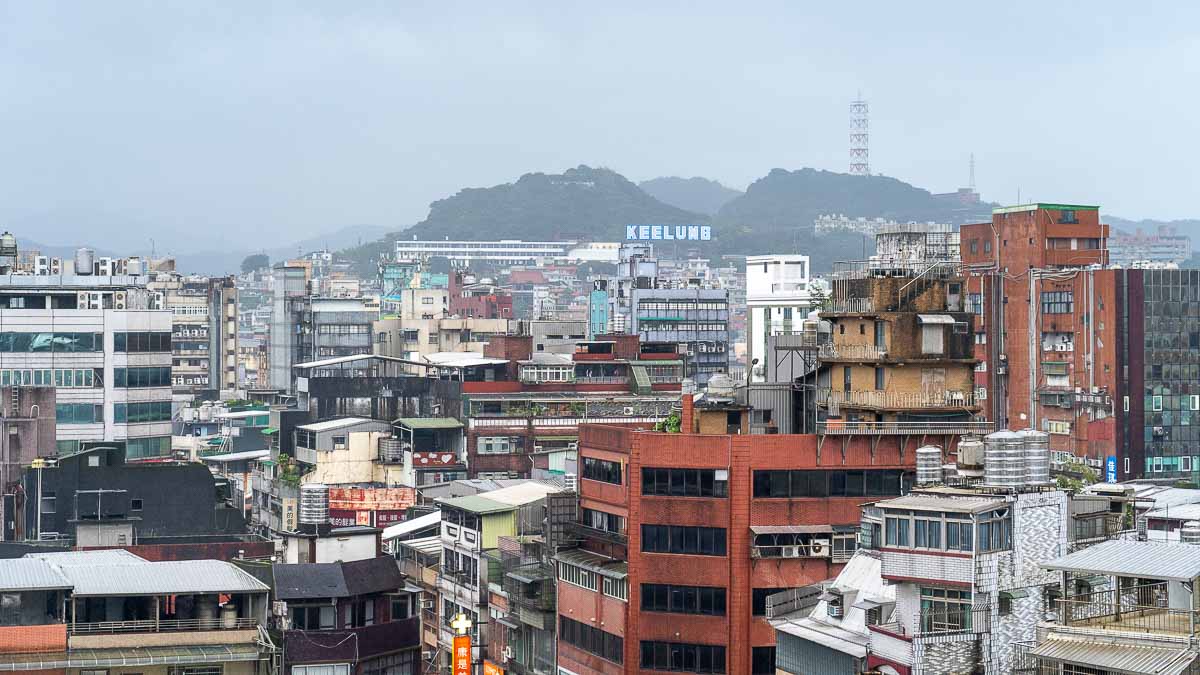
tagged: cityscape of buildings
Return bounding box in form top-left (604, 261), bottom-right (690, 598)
top-left (4, 203), bottom-right (1200, 675)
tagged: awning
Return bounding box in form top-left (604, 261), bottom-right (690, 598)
top-left (262, 427), bottom-right (278, 435)
top-left (918, 314), bottom-right (956, 325)
top-left (1030, 638), bottom-right (1196, 675)
top-left (205, 437), bottom-right (226, 446)
top-left (999, 588), bottom-right (1029, 599)
top-left (495, 616), bottom-right (521, 630)
top-left (0, 645), bottom-right (268, 671)
top-left (393, 417), bottom-right (464, 430)
top-left (750, 525), bottom-right (834, 535)
top-left (852, 598), bottom-right (882, 610)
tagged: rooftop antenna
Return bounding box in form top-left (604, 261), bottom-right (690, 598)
top-left (849, 93), bottom-right (869, 176)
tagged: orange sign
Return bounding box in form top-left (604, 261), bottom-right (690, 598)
top-left (453, 634), bottom-right (472, 675)
top-left (483, 662), bottom-right (505, 675)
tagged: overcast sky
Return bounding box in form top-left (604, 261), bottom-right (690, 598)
top-left (2, 1), bottom-right (1197, 251)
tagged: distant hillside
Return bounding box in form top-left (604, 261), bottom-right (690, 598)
top-left (712, 168), bottom-right (996, 271)
top-left (639, 176), bottom-right (743, 215)
top-left (343, 166), bottom-right (706, 274)
top-left (1105, 215), bottom-right (1200, 239)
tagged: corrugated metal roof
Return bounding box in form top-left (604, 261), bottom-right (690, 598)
top-left (917, 314), bottom-right (956, 324)
top-left (478, 481), bottom-right (562, 507)
top-left (1145, 503), bottom-right (1200, 522)
top-left (0, 559), bottom-right (71, 592)
top-left (396, 535), bottom-right (443, 556)
top-left (876, 494), bottom-right (1002, 514)
top-left (436, 494), bottom-right (512, 514)
top-left (58, 560), bottom-right (269, 597)
top-left (750, 525), bottom-right (833, 535)
top-left (201, 449), bottom-right (271, 463)
top-left (1042, 540), bottom-right (1200, 581)
top-left (27, 549), bottom-right (146, 565)
top-left (0, 645), bottom-right (266, 671)
top-left (554, 548), bottom-right (628, 579)
top-left (394, 417), bottom-right (463, 430)
top-left (1031, 638), bottom-right (1195, 675)
top-left (296, 417), bottom-right (380, 432)
top-left (382, 510), bottom-right (442, 541)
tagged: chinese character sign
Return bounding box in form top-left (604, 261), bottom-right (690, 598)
top-left (453, 635), bottom-right (472, 675)
top-left (1106, 456), bottom-right (1118, 483)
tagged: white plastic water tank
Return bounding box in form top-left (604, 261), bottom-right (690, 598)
top-left (955, 436), bottom-right (985, 478)
top-left (378, 436), bottom-right (405, 463)
top-left (299, 483), bottom-right (330, 525)
top-left (916, 446), bottom-right (943, 485)
top-left (1182, 521), bottom-right (1200, 545)
top-left (74, 248), bottom-right (94, 275)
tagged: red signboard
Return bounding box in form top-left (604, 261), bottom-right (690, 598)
top-left (453, 634), bottom-right (472, 675)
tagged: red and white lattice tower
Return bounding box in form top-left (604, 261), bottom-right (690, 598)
top-left (849, 97), bottom-right (869, 176)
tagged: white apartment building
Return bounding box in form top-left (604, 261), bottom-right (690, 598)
top-left (394, 240), bottom-right (576, 267)
top-left (0, 274), bottom-right (174, 460)
top-left (746, 254), bottom-right (812, 381)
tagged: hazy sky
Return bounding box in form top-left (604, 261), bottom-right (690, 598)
top-left (3, 2), bottom-right (1197, 251)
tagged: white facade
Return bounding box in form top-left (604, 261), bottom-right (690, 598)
top-left (746, 254), bottom-right (812, 381)
top-left (0, 278), bottom-right (173, 459)
top-left (394, 240), bottom-right (576, 266)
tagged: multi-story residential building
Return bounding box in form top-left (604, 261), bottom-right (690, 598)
top-left (460, 334), bottom-right (682, 480)
top-left (0, 265), bottom-right (174, 460)
top-left (263, 556), bottom-right (422, 675)
top-left (150, 273), bottom-right (239, 394)
top-left (1030, 539), bottom-right (1200, 675)
top-left (0, 386), bottom-right (56, 525)
top-left (268, 260), bottom-right (375, 393)
top-left (0, 549), bottom-right (274, 673)
top-left (1108, 224), bottom-right (1193, 266)
top-left (554, 393), bottom-right (921, 675)
top-left (395, 240), bottom-right (578, 267)
top-left (746, 254), bottom-right (812, 381)
top-left (22, 444), bottom-right (249, 544)
top-left (434, 481), bottom-right (564, 672)
top-left (818, 224), bottom-right (984, 443)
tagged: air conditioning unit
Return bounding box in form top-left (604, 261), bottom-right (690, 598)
top-left (827, 603), bottom-right (844, 618)
top-left (809, 539), bottom-right (831, 557)
top-left (421, 598), bottom-right (434, 609)
top-left (272, 600), bottom-right (288, 616)
top-left (780, 546), bottom-right (801, 558)
top-left (76, 291), bottom-right (90, 308)
top-left (114, 291), bottom-right (127, 310)
top-left (999, 353), bottom-right (1007, 361)
top-left (622, 406), bottom-right (635, 416)
top-left (502, 646), bottom-right (513, 661)
top-left (996, 366), bottom-right (1006, 375)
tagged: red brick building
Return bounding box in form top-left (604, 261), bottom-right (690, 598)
top-left (961, 204), bottom-right (1119, 466)
top-left (554, 396), bottom-right (921, 674)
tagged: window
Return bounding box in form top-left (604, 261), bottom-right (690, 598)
top-left (1041, 291), bottom-right (1074, 314)
top-left (642, 468), bottom-right (728, 497)
top-left (114, 401), bottom-right (172, 424)
top-left (332, 435), bottom-right (347, 451)
top-left (752, 469), bottom-right (912, 498)
top-left (885, 516), bottom-right (909, 547)
top-left (1059, 209), bottom-right (1078, 224)
top-left (114, 331), bottom-right (172, 353)
top-left (0, 332), bottom-right (103, 352)
top-left (125, 436), bottom-right (171, 459)
top-left (602, 576), bottom-right (628, 601)
top-left (920, 587), bottom-right (972, 632)
top-left (752, 588), bottom-right (787, 616)
top-left (169, 669), bottom-right (225, 675)
top-left (130, 499), bottom-right (143, 511)
top-left (874, 367), bottom-right (885, 390)
top-left (969, 239), bottom-right (978, 254)
top-left (641, 584), bottom-right (725, 615)
top-left (290, 604), bottom-right (336, 630)
top-left (558, 561), bottom-right (598, 591)
top-left (641, 525), bottom-right (727, 556)
top-left (56, 404), bottom-right (101, 425)
top-left (292, 665), bottom-right (349, 675)
top-left (477, 436), bottom-right (519, 455)
top-left (640, 641), bottom-right (725, 673)
top-left (560, 616), bottom-right (623, 664)
top-left (977, 509), bottom-right (1013, 552)
top-left (582, 508), bottom-right (624, 535)
top-left (582, 457), bottom-right (622, 485)
top-left (113, 367), bottom-right (171, 388)
top-left (1042, 419), bottom-right (1072, 435)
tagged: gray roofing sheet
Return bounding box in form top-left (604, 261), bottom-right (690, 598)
top-left (57, 560), bottom-right (269, 597)
top-left (1030, 638), bottom-right (1195, 675)
top-left (0, 559), bottom-right (71, 592)
top-left (1042, 540), bottom-right (1200, 581)
top-left (0, 645), bottom-right (266, 671)
top-left (875, 494), bottom-right (1002, 514)
top-left (26, 549), bottom-right (146, 565)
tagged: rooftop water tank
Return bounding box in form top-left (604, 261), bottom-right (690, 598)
top-left (1183, 521), bottom-right (1200, 545)
top-left (955, 436), bottom-right (986, 478)
top-left (1019, 428), bottom-right (1052, 485)
top-left (916, 446), bottom-right (943, 486)
top-left (299, 483), bottom-right (330, 525)
top-left (74, 248), bottom-right (94, 275)
top-left (984, 430), bottom-right (1024, 487)
top-left (378, 436), bottom-right (406, 463)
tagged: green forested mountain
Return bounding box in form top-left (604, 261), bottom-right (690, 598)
top-left (639, 176), bottom-right (743, 215)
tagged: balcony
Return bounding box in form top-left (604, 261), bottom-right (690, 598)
top-left (819, 388), bottom-right (978, 411)
top-left (567, 521), bottom-right (628, 546)
top-left (823, 298), bottom-right (876, 314)
top-left (819, 343), bottom-right (886, 361)
top-left (1053, 582), bottom-right (1200, 636)
top-left (70, 617), bottom-right (259, 635)
top-left (817, 420), bottom-right (993, 436)
top-left (285, 618), bottom-right (420, 664)
top-left (915, 607), bottom-right (991, 637)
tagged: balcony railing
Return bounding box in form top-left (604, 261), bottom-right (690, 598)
top-left (817, 420), bottom-right (993, 436)
top-left (823, 298), bottom-right (876, 314)
top-left (916, 607), bottom-right (991, 636)
top-left (567, 521), bottom-right (628, 546)
top-left (819, 388), bottom-right (977, 410)
top-left (819, 344), bottom-right (887, 361)
top-left (70, 617), bottom-right (259, 635)
top-left (1054, 582), bottom-right (1199, 635)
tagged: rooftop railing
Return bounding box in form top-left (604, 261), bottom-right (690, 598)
top-left (1054, 582), bottom-right (1199, 635)
top-left (69, 617), bottom-right (259, 635)
top-left (817, 420), bottom-right (993, 436)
